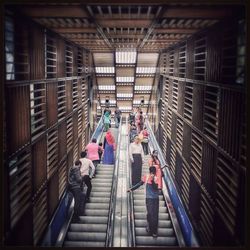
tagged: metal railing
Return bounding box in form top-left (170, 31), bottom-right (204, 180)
top-left (126, 118), bottom-right (136, 247)
top-left (105, 117), bottom-right (123, 247)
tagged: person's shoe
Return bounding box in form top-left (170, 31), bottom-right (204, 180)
top-left (146, 226), bottom-right (150, 233)
top-left (86, 197), bottom-right (90, 203)
top-left (152, 233), bottom-right (158, 238)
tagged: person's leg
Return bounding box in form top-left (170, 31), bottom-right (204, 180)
top-left (83, 175), bottom-right (92, 201)
top-left (145, 142), bottom-right (149, 155)
top-left (146, 198), bottom-right (153, 233)
top-left (71, 188), bottom-right (84, 222)
top-left (151, 198), bottom-right (159, 235)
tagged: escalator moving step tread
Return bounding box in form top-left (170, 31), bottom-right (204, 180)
top-left (135, 236), bottom-right (177, 246)
top-left (64, 241), bottom-right (105, 247)
top-left (67, 231), bottom-right (106, 241)
top-left (70, 223), bottom-right (107, 232)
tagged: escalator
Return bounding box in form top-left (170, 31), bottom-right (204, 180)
top-left (63, 127), bottom-right (119, 247)
top-left (131, 155), bottom-right (178, 247)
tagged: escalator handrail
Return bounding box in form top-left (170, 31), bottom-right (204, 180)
top-left (145, 119), bottom-right (199, 247)
top-left (53, 117), bottom-right (105, 247)
top-left (105, 117), bottom-right (123, 247)
top-left (126, 118), bottom-right (136, 247)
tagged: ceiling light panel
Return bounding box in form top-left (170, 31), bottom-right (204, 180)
top-left (117, 93), bottom-right (133, 98)
top-left (134, 85), bottom-right (152, 91)
top-left (98, 85), bottom-right (116, 90)
top-left (116, 76), bottom-right (134, 82)
top-left (136, 67), bottom-right (156, 74)
top-left (115, 49), bottom-right (137, 64)
top-left (95, 67), bottom-right (115, 74)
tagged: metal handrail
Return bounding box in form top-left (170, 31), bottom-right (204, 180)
top-left (105, 117), bottom-right (123, 247)
top-left (145, 119), bottom-right (199, 247)
top-left (126, 118), bottom-right (136, 247)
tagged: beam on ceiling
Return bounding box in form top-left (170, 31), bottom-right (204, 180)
top-left (162, 7), bottom-right (234, 19)
top-left (53, 27), bottom-right (97, 33)
top-left (19, 6), bottom-right (89, 18)
top-left (98, 19), bottom-right (152, 27)
top-left (154, 28), bottom-right (199, 34)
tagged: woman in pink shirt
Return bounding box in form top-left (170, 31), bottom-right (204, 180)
top-left (85, 138), bottom-right (102, 169)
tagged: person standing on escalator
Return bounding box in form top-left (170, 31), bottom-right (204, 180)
top-left (114, 106), bottom-right (122, 128)
top-left (103, 129), bottom-right (116, 165)
top-left (127, 166), bottom-right (159, 238)
top-left (148, 150), bottom-right (163, 191)
top-left (68, 160), bottom-right (86, 223)
top-left (129, 135), bottom-right (144, 185)
top-left (79, 151), bottom-right (95, 203)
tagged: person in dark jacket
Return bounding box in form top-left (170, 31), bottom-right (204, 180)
top-left (68, 160), bottom-right (86, 223)
top-left (127, 166), bottom-right (159, 237)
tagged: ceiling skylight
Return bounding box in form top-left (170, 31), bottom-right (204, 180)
top-left (136, 67), bottom-right (156, 74)
top-left (116, 77), bottom-right (134, 82)
top-left (115, 49), bottom-right (137, 64)
top-left (134, 85), bottom-right (152, 91)
top-left (98, 85), bottom-right (116, 90)
top-left (95, 67), bottom-right (115, 74)
top-left (117, 93), bottom-right (133, 98)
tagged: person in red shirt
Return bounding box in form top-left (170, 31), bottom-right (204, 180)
top-left (127, 166), bottom-right (160, 237)
top-left (148, 150), bottom-right (163, 190)
top-left (85, 138), bottom-right (102, 171)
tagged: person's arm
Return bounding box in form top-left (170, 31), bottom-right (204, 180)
top-left (89, 160), bottom-right (95, 178)
top-left (127, 180), bottom-right (144, 192)
top-left (75, 168), bottom-right (82, 183)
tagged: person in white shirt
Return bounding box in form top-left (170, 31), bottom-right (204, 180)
top-left (79, 151), bottom-right (95, 202)
top-left (129, 135), bottom-right (145, 185)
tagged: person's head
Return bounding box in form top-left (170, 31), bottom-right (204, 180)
top-left (144, 126), bottom-right (147, 130)
top-left (75, 160), bottom-right (82, 167)
top-left (80, 151), bottom-right (87, 158)
top-left (149, 166), bottom-right (156, 176)
top-left (134, 136), bottom-right (140, 144)
top-left (99, 142), bottom-right (103, 146)
top-left (152, 150), bottom-right (158, 157)
top-left (140, 111), bottom-right (143, 115)
top-left (92, 138), bottom-right (97, 143)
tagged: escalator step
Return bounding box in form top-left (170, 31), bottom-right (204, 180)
top-left (67, 231), bottom-right (106, 241)
top-left (135, 219), bottom-right (172, 228)
top-left (87, 197), bottom-right (110, 202)
top-left (90, 192), bottom-right (111, 197)
top-left (135, 227), bottom-right (175, 237)
top-left (134, 200), bottom-right (165, 206)
top-left (100, 164), bottom-right (114, 168)
top-left (85, 203), bottom-right (110, 210)
top-left (84, 209), bottom-right (109, 216)
top-left (79, 216), bottom-right (108, 224)
top-left (70, 223), bottom-right (107, 232)
top-left (91, 181), bottom-right (112, 186)
top-left (91, 187), bottom-right (111, 192)
top-left (135, 236), bottom-right (177, 246)
top-left (134, 206), bottom-right (167, 213)
top-left (93, 176), bottom-right (113, 179)
top-left (134, 212), bottom-right (169, 220)
top-left (64, 241), bottom-right (105, 247)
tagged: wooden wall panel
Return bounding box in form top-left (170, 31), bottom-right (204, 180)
top-left (48, 171), bottom-right (59, 219)
top-left (6, 85), bottom-right (30, 156)
top-left (30, 24), bottom-right (45, 80)
top-left (32, 136), bottom-right (47, 194)
top-left (57, 38), bottom-right (65, 78)
top-left (46, 82), bottom-right (58, 128)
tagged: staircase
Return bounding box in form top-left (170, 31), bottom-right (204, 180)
top-left (63, 164), bottom-right (114, 247)
top-left (132, 155), bottom-right (178, 247)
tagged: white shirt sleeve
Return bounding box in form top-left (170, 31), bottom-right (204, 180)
top-left (89, 159), bottom-right (95, 178)
top-left (129, 143), bottom-right (134, 162)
